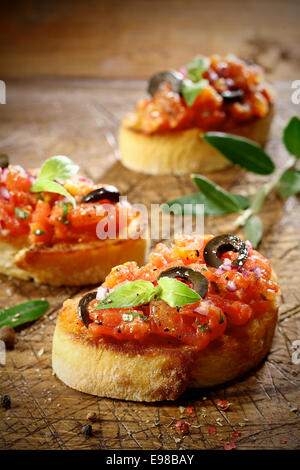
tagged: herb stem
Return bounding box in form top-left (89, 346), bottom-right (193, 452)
top-left (234, 155), bottom-right (296, 228)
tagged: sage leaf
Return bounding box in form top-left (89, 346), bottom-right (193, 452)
top-left (283, 116), bottom-right (300, 158)
top-left (192, 174), bottom-right (241, 214)
top-left (181, 79), bottom-right (209, 106)
top-left (96, 281), bottom-right (157, 310)
top-left (278, 169), bottom-right (300, 199)
top-left (244, 215), bottom-right (263, 248)
top-left (0, 300), bottom-right (50, 328)
top-left (163, 191), bottom-right (249, 216)
top-left (203, 132), bottom-right (275, 175)
top-left (157, 277), bottom-right (200, 307)
top-left (249, 184), bottom-right (269, 214)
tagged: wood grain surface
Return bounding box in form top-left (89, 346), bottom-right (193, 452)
top-left (0, 0), bottom-right (299, 81)
top-left (0, 79), bottom-right (299, 450)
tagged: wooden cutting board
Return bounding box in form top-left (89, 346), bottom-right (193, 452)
top-left (0, 80), bottom-right (299, 450)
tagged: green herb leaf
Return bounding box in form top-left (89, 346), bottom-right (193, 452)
top-left (14, 207), bottom-right (29, 219)
top-left (157, 277), bottom-right (200, 307)
top-left (0, 300), bottom-right (50, 328)
top-left (181, 79), bottom-right (209, 106)
top-left (38, 155), bottom-right (79, 181)
top-left (163, 191), bottom-right (249, 216)
top-left (283, 116), bottom-right (300, 158)
top-left (122, 311), bottom-right (148, 322)
top-left (244, 215), bottom-right (263, 248)
top-left (278, 169), bottom-right (300, 199)
top-left (192, 174), bottom-right (241, 214)
top-left (186, 55), bottom-right (210, 82)
top-left (203, 132), bottom-right (275, 175)
top-left (31, 179), bottom-right (76, 208)
top-left (96, 281), bottom-right (158, 310)
top-left (30, 156), bottom-right (79, 208)
top-left (249, 184), bottom-right (268, 214)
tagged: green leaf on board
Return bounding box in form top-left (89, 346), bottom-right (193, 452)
top-left (244, 215), bottom-right (263, 248)
top-left (0, 300), bottom-right (50, 328)
top-left (283, 116), bottom-right (300, 158)
top-left (203, 132), bottom-right (275, 175)
top-left (278, 169), bottom-right (300, 199)
top-left (163, 191), bottom-right (249, 216)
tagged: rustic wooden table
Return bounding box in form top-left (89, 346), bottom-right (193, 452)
top-left (0, 79), bottom-right (299, 450)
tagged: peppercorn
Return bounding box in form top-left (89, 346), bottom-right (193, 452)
top-left (87, 412), bottom-right (97, 422)
top-left (81, 424), bottom-right (92, 437)
top-left (0, 394), bottom-right (11, 410)
top-left (0, 326), bottom-right (15, 349)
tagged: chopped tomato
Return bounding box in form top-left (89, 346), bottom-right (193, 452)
top-left (124, 55), bottom-right (272, 134)
top-left (0, 165), bottom-right (135, 244)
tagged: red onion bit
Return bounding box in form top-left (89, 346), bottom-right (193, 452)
top-left (96, 286), bottom-right (109, 301)
top-left (0, 186), bottom-right (10, 201)
top-left (226, 280), bottom-right (237, 292)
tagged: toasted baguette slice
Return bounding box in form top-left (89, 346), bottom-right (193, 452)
top-left (52, 295), bottom-right (278, 402)
top-left (119, 105), bottom-right (274, 175)
top-left (0, 216), bottom-right (148, 286)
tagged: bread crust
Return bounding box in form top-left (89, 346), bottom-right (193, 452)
top-left (119, 106), bottom-right (274, 175)
top-left (0, 217), bottom-right (148, 286)
top-left (52, 295), bottom-right (279, 401)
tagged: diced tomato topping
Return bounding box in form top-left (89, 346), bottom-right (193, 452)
top-left (124, 55), bottom-right (272, 134)
top-left (85, 234), bottom-right (279, 349)
top-left (0, 165), bottom-right (135, 244)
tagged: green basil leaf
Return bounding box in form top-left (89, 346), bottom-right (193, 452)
top-left (186, 55), bottom-right (210, 82)
top-left (244, 215), bottom-right (263, 248)
top-left (96, 281), bottom-right (157, 310)
top-left (163, 191), bottom-right (249, 216)
top-left (14, 207), bottom-right (29, 219)
top-left (0, 300), bottom-right (50, 328)
top-left (38, 156), bottom-right (79, 181)
top-left (203, 132), bottom-right (275, 175)
top-left (283, 116), bottom-right (300, 158)
top-left (31, 179), bottom-right (76, 208)
top-left (249, 184), bottom-right (268, 214)
top-left (157, 277), bottom-right (200, 307)
top-left (278, 169), bottom-right (300, 199)
top-left (192, 174), bottom-right (241, 214)
top-left (181, 79), bottom-right (209, 106)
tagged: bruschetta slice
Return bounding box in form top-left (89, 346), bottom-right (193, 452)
top-left (119, 54), bottom-right (274, 175)
top-left (52, 234), bottom-right (280, 401)
top-left (0, 158), bottom-right (148, 286)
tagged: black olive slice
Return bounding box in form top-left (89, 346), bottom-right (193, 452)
top-left (81, 185), bottom-right (120, 204)
top-left (221, 89), bottom-right (244, 103)
top-left (204, 234), bottom-right (248, 268)
top-left (147, 71), bottom-right (184, 97)
top-left (0, 154), bottom-right (9, 169)
top-left (158, 266), bottom-right (208, 299)
top-left (78, 291), bottom-right (97, 328)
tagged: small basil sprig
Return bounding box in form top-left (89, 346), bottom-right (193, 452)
top-left (30, 156), bottom-right (79, 208)
top-left (163, 116), bottom-right (300, 248)
top-left (181, 55), bottom-right (210, 106)
top-left (0, 300), bottom-right (50, 328)
top-left (96, 278), bottom-right (201, 310)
